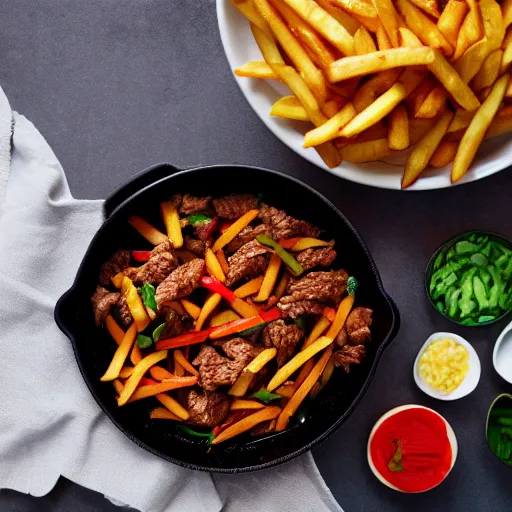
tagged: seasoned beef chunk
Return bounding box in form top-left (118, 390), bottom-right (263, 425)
top-left (124, 240), bottom-right (178, 284)
top-left (184, 388), bottom-right (231, 427)
top-left (331, 345), bottom-right (366, 372)
top-left (225, 240), bottom-right (270, 286)
top-left (195, 217), bottom-right (219, 241)
top-left (259, 204), bottom-right (321, 239)
top-left (226, 224), bottom-right (268, 253)
top-left (99, 250), bottom-right (130, 287)
top-left (179, 194), bottom-right (212, 215)
top-left (296, 247), bottom-right (336, 272)
top-left (155, 259), bottom-right (205, 310)
top-left (168, 193), bottom-right (183, 208)
top-left (263, 320), bottom-right (304, 367)
top-left (251, 419), bottom-right (276, 436)
top-left (159, 308), bottom-right (188, 339)
top-left (91, 286), bottom-right (120, 326)
top-left (346, 307), bottom-right (373, 345)
top-left (117, 293), bottom-right (133, 327)
top-left (213, 194), bottom-right (258, 219)
top-left (334, 326), bottom-right (348, 347)
top-left (184, 235), bottom-right (206, 256)
top-left (279, 270), bottom-right (348, 307)
top-left (278, 300), bottom-right (325, 319)
top-left (193, 339), bottom-right (262, 391)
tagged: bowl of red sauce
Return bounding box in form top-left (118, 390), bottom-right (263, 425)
top-left (367, 405), bottom-right (457, 493)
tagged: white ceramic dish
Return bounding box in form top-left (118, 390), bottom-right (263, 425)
top-left (413, 332), bottom-right (481, 400)
top-left (216, 0), bottom-right (512, 190)
top-left (493, 319), bottom-right (512, 384)
top-left (367, 404), bottom-right (458, 492)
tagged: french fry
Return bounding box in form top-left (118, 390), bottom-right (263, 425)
top-left (395, 0), bottom-right (453, 56)
top-left (230, 0), bottom-right (273, 37)
top-left (452, 73), bottom-right (509, 182)
top-left (353, 69), bottom-right (401, 112)
top-left (254, 254), bottom-right (282, 301)
top-left (106, 315), bottom-right (125, 345)
top-left (149, 366), bottom-right (174, 380)
top-left (453, 1), bottom-right (483, 60)
top-left (276, 383), bottom-right (297, 397)
top-left (130, 344), bottom-right (142, 365)
top-left (113, 379), bottom-right (124, 396)
top-left (340, 138), bottom-right (391, 162)
top-left (119, 366), bottom-right (134, 379)
top-left (117, 350), bottom-right (168, 404)
top-left (437, 0), bottom-right (468, 48)
top-left (128, 216), bottom-right (168, 245)
top-left (267, 335), bottom-right (334, 391)
top-left (156, 393), bottom-right (190, 420)
top-left (501, 38), bottom-right (512, 74)
top-left (485, 110), bottom-right (512, 137)
top-left (316, 0), bottom-right (361, 35)
top-left (409, 0), bottom-right (440, 18)
top-left (304, 316), bottom-right (331, 348)
top-left (270, 96), bottom-right (310, 121)
top-left (402, 109), bottom-right (454, 188)
top-left (281, 0), bottom-right (355, 55)
top-left (398, 26), bottom-right (423, 47)
top-left (376, 23), bottom-right (393, 50)
top-left (351, 121), bottom-right (389, 142)
top-left (174, 349), bottom-right (199, 376)
top-left (111, 271), bottom-right (124, 288)
top-left (415, 86), bottom-right (447, 119)
top-left (354, 26), bottom-right (377, 54)
top-left (128, 377), bottom-right (197, 403)
top-left (503, 0), bottom-right (512, 29)
top-left (472, 49), bottom-right (503, 91)
top-left (454, 39), bottom-right (489, 84)
top-left (429, 141), bottom-right (459, 167)
top-left (245, 348), bottom-right (278, 373)
top-left (235, 61), bottom-right (279, 79)
top-left (212, 406), bottom-right (282, 444)
top-left (231, 399), bottom-right (266, 410)
top-left (352, 12), bottom-right (380, 32)
top-left (331, 0), bottom-right (377, 17)
top-left (160, 201), bottom-right (183, 249)
top-left (181, 298), bottom-right (201, 319)
top-left (150, 407), bottom-right (182, 421)
top-left (121, 276), bottom-right (150, 332)
top-left (327, 47), bottom-right (435, 82)
top-left (205, 248), bottom-right (226, 283)
top-left (373, 0), bottom-right (399, 47)
top-left (195, 293), bottom-right (222, 330)
top-left (276, 346), bottom-right (333, 430)
top-left (406, 77), bottom-right (436, 116)
top-left (388, 104), bottom-right (410, 150)
top-left (210, 309), bottom-right (241, 326)
top-left (447, 108), bottom-right (475, 132)
top-left (304, 103), bottom-right (356, 146)
top-left (216, 249), bottom-right (229, 274)
top-left (480, 0), bottom-right (505, 52)
top-left (212, 208), bottom-right (259, 252)
top-left (275, 272), bottom-right (291, 299)
top-left (228, 371), bottom-right (255, 396)
top-left (325, 294), bottom-right (355, 340)
top-left (409, 118), bottom-right (437, 143)
top-left (234, 276), bottom-right (265, 298)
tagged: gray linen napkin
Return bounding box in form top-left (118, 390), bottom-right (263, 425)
top-left (0, 85), bottom-right (342, 512)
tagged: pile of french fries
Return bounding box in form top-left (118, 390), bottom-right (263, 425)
top-left (231, 0), bottom-right (512, 188)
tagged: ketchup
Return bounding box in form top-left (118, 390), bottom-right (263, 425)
top-left (369, 407), bottom-right (453, 493)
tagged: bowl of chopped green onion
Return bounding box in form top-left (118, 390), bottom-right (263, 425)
top-left (425, 231), bottom-right (512, 327)
top-left (486, 394), bottom-right (512, 468)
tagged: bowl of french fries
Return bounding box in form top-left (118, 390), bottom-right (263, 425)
top-left (218, 0), bottom-right (512, 189)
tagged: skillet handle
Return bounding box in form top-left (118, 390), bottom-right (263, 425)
top-left (104, 163), bottom-right (182, 218)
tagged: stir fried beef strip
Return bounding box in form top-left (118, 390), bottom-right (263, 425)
top-left (226, 224), bottom-right (268, 253)
top-left (278, 300), bottom-right (325, 319)
top-left (259, 204), bottom-right (322, 239)
top-left (296, 247), bottom-right (337, 272)
top-left (214, 337), bottom-right (263, 362)
top-left (225, 240), bottom-right (271, 286)
top-left (331, 344), bottom-right (366, 372)
top-left (124, 240), bottom-right (178, 284)
top-left (184, 235), bottom-right (206, 256)
top-left (91, 286), bottom-right (121, 326)
top-left (179, 194), bottom-right (212, 215)
top-left (213, 194), bottom-right (258, 219)
top-left (263, 319), bottom-right (304, 367)
top-left (194, 216), bottom-right (219, 242)
top-left (182, 388), bottom-right (231, 427)
top-left (99, 249), bottom-right (130, 287)
top-left (116, 294), bottom-right (133, 328)
top-left (155, 259), bottom-right (205, 311)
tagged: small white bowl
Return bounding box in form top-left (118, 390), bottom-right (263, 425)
top-left (367, 404), bottom-right (458, 492)
top-left (493, 320), bottom-right (512, 384)
top-left (413, 332), bottom-right (481, 401)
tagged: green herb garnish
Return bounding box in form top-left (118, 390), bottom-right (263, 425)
top-left (188, 214), bottom-right (211, 226)
top-left (137, 334), bottom-right (153, 349)
top-left (153, 322), bottom-right (166, 342)
top-left (138, 283), bottom-right (157, 311)
top-left (347, 276), bottom-right (358, 296)
top-left (178, 425), bottom-right (215, 444)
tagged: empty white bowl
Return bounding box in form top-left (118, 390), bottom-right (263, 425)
top-left (493, 320), bottom-right (512, 384)
top-left (413, 332), bottom-right (481, 401)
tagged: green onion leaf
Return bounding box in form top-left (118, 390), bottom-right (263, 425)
top-left (178, 424), bottom-right (215, 444)
top-left (252, 388), bottom-right (282, 403)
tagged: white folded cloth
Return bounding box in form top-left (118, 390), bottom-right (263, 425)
top-left (0, 85), bottom-right (342, 512)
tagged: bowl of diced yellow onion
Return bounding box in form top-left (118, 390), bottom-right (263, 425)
top-left (413, 332), bottom-right (481, 401)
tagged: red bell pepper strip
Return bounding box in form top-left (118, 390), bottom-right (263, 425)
top-left (323, 307), bottom-right (336, 322)
top-left (260, 307), bottom-right (281, 323)
top-left (184, 345), bottom-right (190, 361)
top-left (200, 275), bottom-right (236, 302)
top-left (155, 327), bottom-right (215, 351)
top-left (219, 221), bottom-right (234, 234)
top-left (279, 237), bottom-right (302, 249)
top-left (132, 250), bottom-right (151, 262)
top-left (210, 315), bottom-right (264, 340)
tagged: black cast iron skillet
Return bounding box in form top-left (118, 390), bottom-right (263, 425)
top-left (55, 163), bottom-right (400, 473)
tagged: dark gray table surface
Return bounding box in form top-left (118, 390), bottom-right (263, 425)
top-left (1, 1), bottom-right (511, 511)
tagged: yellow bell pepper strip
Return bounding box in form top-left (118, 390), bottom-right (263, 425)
top-left (119, 366), bottom-right (134, 379)
top-left (276, 346), bottom-right (333, 431)
top-left (228, 371), bottom-right (255, 397)
top-left (180, 299), bottom-right (201, 319)
top-left (128, 216), bottom-right (168, 245)
top-left (205, 248), bottom-right (227, 282)
top-left (290, 238), bottom-right (333, 251)
top-left (173, 351), bottom-right (185, 377)
top-left (304, 316), bottom-right (331, 349)
top-left (210, 315), bottom-right (264, 340)
top-left (100, 323), bottom-right (138, 381)
top-left (279, 237), bottom-right (302, 249)
top-left (216, 249), bottom-right (229, 274)
top-left (121, 276), bottom-right (150, 332)
top-left (211, 406), bottom-right (282, 444)
top-left (111, 272), bottom-right (124, 289)
top-left (155, 327), bottom-right (215, 351)
top-left (325, 278), bottom-right (357, 340)
top-left (156, 393), bottom-right (190, 420)
top-left (234, 276), bottom-right (264, 298)
top-left (117, 350), bottom-right (168, 405)
top-left (254, 254), bottom-right (282, 302)
top-left (106, 315), bottom-right (125, 345)
top-left (245, 348), bottom-right (277, 374)
top-left (209, 310), bottom-right (241, 327)
top-left (149, 365), bottom-right (174, 381)
top-left (231, 399), bottom-right (266, 410)
top-left (256, 234), bottom-right (304, 276)
top-left (211, 209), bottom-right (259, 252)
top-left (275, 272), bottom-right (291, 300)
top-left (127, 376), bottom-right (197, 403)
top-left (160, 201), bottom-right (183, 248)
top-left (113, 379), bottom-right (124, 396)
top-left (267, 335), bottom-right (333, 391)
top-left (195, 293), bottom-right (222, 330)
top-left (130, 344), bottom-right (142, 365)
top-left (150, 407), bottom-right (182, 421)
top-left (174, 349), bottom-right (199, 376)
